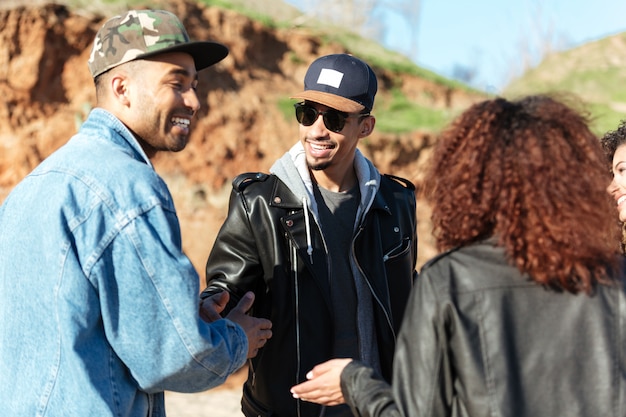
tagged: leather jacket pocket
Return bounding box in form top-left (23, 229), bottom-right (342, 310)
top-left (384, 237), bottom-right (414, 280)
top-left (383, 236), bottom-right (411, 261)
top-left (242, 384), bottom-right (273, 417)
top-left (384, 236), bottom-right (415, 330)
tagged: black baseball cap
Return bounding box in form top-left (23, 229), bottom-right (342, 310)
top-left (291, 54), bottom-right (377, 113)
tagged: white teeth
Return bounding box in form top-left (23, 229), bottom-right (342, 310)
top-left (171, 117), bottom-right (190, 127)
top-left (618, 195), bottom-right (626, 206)
top-left (310, 143), bottom-right (332, 150)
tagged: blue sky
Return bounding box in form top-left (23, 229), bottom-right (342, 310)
top-left (285, 0), bottom-right (626, 93)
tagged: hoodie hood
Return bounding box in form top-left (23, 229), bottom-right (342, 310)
top-left (270, 142), bottom-right (381, 223)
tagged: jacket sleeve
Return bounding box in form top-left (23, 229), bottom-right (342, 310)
top-left (341, 361), bottom-right (401, 417)
top-left (202, 186), bottom-right (265, 313)
top-left (93, 204), bottom-right (248, 393)
top-left (392, 267), bottom-right (452, 416)
top-left (340, 267), bottom-right (451, 417)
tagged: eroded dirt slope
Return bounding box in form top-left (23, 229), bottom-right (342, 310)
top-left (0, 0), bottom-right (484, 271)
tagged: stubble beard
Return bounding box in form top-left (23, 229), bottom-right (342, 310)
top-left (308, 161), bottom-right (331, 171)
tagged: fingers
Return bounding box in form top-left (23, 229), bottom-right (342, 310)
top-left (290, 382), bottom-right (344, 406)
top-left (211, 291), bottom-right (230, 311)
top-left (246, 317), bottom-right (272, 358)
top-left (233, 291), bottom-right (255, 314)
top-left (290, 359), bottom-right (352, 405)
top-left (199, 299), bottom-right (220, 322)
top-left (199, 291), bottom-right (230, 322)
top-left (221, 291), bottom-right (272, 358)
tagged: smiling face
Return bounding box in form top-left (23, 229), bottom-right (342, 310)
top-left (115, 52), bottom-right (201, 158)
top-left (298, 101), bottom-right (374, 191)
top-left (608, 143), bottom-right (626, 222)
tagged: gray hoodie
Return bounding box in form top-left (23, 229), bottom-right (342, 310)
top-left (270, 141), bottom-right (383, 373)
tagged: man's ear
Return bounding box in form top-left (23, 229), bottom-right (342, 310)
top-left (359, 115), bottom-right (376, 138)
top-left (111, 73), bottom-right (130, 106)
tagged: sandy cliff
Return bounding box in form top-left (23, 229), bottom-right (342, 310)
top-left (0, 0), bottom-right (483, 274)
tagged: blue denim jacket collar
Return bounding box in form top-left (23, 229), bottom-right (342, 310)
top-left (85, 107), bottom-right (153, 167)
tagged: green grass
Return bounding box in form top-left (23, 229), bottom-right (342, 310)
top-left (198, 0), bottom-right (284, 28)
top-left (374, 89), bottom-right (455, 133)
top-left (58, 0), bottom-right (150, 14)
top-left (506, 70), bottom-right (626, 135)
top-left (502, 33), bottom-right (626, 136)
top-left (277, 97), bottom-right (296, 123)
top-left (588, 102), bottom-right (626, 136)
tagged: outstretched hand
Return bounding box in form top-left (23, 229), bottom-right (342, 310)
top-left (224, 291), bottom-right (272, 358)
top-left (290, 359), bottom-right (353, 406)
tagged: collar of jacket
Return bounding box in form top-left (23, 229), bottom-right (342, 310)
top-left (85, 108), bottom-right (153, 168)
top-left (270, 173), bottom-right (398, 314)
top-left (270, 142), bottom-right (383, 222)
top-left (266, 173), bottom-right (393, 218)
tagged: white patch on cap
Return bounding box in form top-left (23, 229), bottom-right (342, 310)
top-left (317, 68), bottom-right (344, 88)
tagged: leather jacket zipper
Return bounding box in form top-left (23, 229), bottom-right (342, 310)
top-left (352, 225), bottom-right (396, 342)
top-left (292, 208), bottom-right (330, 417)
top-left (383, 236), bottom-right (410, 262)
top-left (291, 240), bottom-right (303, 417)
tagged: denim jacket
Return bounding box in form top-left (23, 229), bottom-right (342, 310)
top-left (0, 108), bottom-right (247, 416)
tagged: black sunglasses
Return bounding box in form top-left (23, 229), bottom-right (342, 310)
top-left (294, 103), bottom-right (369, 133)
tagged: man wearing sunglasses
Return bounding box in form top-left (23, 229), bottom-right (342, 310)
top-left (200, 54), bottom-right (418, 417)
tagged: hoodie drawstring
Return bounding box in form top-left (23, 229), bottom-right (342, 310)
top-left (302, 197), bottom-right (313, 263)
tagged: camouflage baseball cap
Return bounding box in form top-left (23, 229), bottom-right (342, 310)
top-left (88, 9), bottom-right (228, 78)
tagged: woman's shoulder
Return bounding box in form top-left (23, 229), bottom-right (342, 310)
top-left (419, 239), bottom-right (531, 294)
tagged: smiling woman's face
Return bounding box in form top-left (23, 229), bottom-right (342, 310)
top-left (608, 143), bottom-right (626, 222)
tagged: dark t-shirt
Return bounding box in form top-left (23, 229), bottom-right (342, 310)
top-left (314, 183), bottom-right (360, 417)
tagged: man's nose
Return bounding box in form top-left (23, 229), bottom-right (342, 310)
top-left (183, 89), bottom-right (201, 113)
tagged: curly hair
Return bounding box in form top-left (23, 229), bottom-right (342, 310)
top-left (600, 119), bottom-right (626, 165)
top-left (600, 119), bottom-right (626, 253)
top-left (422, 95), bottom-right (620, 293)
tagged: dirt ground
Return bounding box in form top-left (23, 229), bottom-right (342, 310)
top-left (165, 388), bottom-right (243, 417)
top-left (165, 368), bottom-right (246, 417)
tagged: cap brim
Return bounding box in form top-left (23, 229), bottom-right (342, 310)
top-left (290, 90), bottom-right (366, 113)
top-left (138, 41), bottom-right (229, 71)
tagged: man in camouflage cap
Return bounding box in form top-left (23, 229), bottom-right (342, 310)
top-left (0, 9), bottom-right (272, 417)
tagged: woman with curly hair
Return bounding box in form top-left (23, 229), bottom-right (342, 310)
top-left (601, 120), bottom-right (626, 252)
top-left (291, 95), bottom-right (626, 417)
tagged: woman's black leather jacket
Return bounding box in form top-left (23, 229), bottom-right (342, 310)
top-left (340, 240), bottom-right (626, 417)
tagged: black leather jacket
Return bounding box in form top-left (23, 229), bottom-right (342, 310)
top-left (340, 239), bottom-right (626, 417)
top-left (202, 171), bottom-right (417, 417)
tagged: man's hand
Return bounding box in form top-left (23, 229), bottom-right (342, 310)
top-left (199, 291), bottom-right (230, 322)
top-left (224, 291), bottom-right (272, 358)
top-left (290, 359), bottom-right (353, 406)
